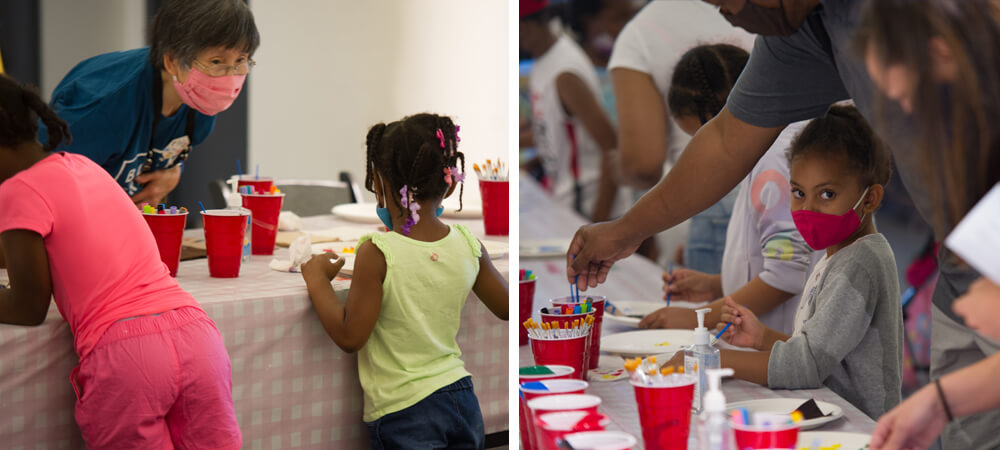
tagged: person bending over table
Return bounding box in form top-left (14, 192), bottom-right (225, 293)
top-left (40, 0), bottom-right (259, 206)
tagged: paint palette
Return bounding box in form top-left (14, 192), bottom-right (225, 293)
top-left (727, 398), bottom-right (844, 430)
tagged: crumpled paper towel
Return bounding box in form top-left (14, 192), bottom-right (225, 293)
top-left (269, 234), bottom-right (314, 272)
top-left (278, 211), bottom-right (303, 231)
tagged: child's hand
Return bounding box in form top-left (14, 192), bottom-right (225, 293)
top-left (301, 253), bottom-right (345, 283)
top-left (662, 268), bottom-right (720, 302)
top-left (717, 296), bottom-right (765, 350)
top-left (953, 277), bottom-right (1000, 341)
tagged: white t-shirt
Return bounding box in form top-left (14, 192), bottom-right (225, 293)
top-left (720, 122), bottom-right (821, 335)
top-left (607, 0), bottom-right (756, 169)
top-left (531, 34), bottom-right (626, 218)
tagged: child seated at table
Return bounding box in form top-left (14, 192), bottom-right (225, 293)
top-left (639, 43), bottom-right (818, 335)
top-left (711, 105), bottom-right (903, 419)
top-left (301, 113), bottom-right (508, 449)
top-left (0, 75), bottom-right (240, 447)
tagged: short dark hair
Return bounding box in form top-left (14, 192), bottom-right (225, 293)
top-left (365, 113), bottom-right (466, 221)
top-left (0, 74), bottom-right (70, 151)
top-left (667, 43), bottom-right (749, 124)
top-left (148, 0), bottom-right (260, 70)
top-left (788, 104), bottom-right (892, 188)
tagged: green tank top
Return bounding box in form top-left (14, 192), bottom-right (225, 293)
top-left (357, 224), bottom-right (481, 422)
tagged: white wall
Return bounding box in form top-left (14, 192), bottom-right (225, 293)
top-left (40, 0), bottom-right (146, 99)
top-left (248, 0), bottom-right (510, 202)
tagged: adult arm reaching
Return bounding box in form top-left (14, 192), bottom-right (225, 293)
top-left (567, 107), bottom-right (784, 289)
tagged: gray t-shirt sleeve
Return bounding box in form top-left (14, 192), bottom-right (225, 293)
top-left (767, 265), bottom-right (875, 389)
top-left (726, 25), bottom-right (851, 128)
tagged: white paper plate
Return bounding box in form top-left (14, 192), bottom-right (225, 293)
top-left (521, 239), bottom-right (571, 259)
top-left (602, 300), bottom-right (664, 327)
top-left (726, 398), bottom-right (844, 431)
top-left (331, 203), bottom-right (381, 224)
top-left (600, 329), bottom-right (694, 357)
top-left (796, 431), bottom-right (871, 449)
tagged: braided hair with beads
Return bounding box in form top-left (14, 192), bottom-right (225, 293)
top-left (364, 113), bottom-right (466, 235)
top-left (667, 43), bottom-right (749, 125)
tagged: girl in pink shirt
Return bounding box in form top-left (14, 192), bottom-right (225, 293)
top-left (0, 75), bottom-right (240, 448)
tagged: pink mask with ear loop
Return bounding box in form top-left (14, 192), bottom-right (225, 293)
top-left (792, 187), bottom-right (871, 250)
top-left (172, 69), bottom-right (245, 116)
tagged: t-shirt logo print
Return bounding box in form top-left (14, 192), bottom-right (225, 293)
top-left (116, 135), bottom-right (190, 195)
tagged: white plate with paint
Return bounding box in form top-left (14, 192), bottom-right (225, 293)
top-left (602, 300), bottom-right (664, 327)
top-left (520, 239), bottom-right (571, 259)
top-left (600, 329), bottom-right (694, 357)
top-left (331, 203), bottom-right (381, 224)
top-left (726, 398), bottom-right (844, 431)
top-left (796, 431), bottom-right (871, 449)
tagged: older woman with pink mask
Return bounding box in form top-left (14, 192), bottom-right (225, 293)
top-left (39, 0), bottom-right (259, 206)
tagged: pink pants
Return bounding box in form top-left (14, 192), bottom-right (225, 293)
top-left (72, 306), bottom-right (241, 449)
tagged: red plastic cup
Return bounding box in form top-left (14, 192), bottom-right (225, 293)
top-left (236, 175), bottom-right (274, 195)
top-left (731, 422), bottom-right (799, 449)
top-left (478, 179), bottom-right (508, 236)
top-left (142, 211), bottom-right (187, 277)
top-left (551, 296), bottom-right (606, 370)
top-left (520, 379), bottom-right (589, 450)
top-left (519, 278), bottom-right (537, 346)
top-left (242, 193), bottom-right (285, 255)
top-left (201, 209), bottom-right (250, 278)
top-left (631, 375), bottom-right (696, 450)
top-left (536, 411), bottom-right (609, 450)
top-left (528, 394), bottom-right (602, 450)
top-left (518, 365), bottom-right (576, 450)
top-left (563, 431), bottom-right (638, 450)
top-left (530, 334), bottom-right (590, 380)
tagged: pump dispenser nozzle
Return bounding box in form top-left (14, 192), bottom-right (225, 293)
top-left (694, 307), bottom-right (711, 346)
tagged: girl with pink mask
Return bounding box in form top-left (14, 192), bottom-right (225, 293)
top-left (39, 0), bottom-right (259, 207)
top-left (665, 105), bottom-right (904, 420)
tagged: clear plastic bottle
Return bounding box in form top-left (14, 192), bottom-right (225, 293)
top-left (685, 307), bottom-right (720, 412)
top-left (699, 368), bottom-right (735, 450)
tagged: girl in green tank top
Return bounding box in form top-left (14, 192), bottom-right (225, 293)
top-left (301, 113), bottom-right (508, 449)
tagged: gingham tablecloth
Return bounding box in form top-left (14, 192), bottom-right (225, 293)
top-left (0, 214), bottom-right (508, 449)
top-left (518, 176), bottom-right (874, 449)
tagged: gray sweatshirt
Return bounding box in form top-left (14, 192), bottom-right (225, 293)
top-left (767, 233), bottom-right (902, 419)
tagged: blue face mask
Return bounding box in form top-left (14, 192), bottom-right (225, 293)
top-left (375, 205), bottom-right (443, 230)
top-left (374, 176), bottom-right (443, 231)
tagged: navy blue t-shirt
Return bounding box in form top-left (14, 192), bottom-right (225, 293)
top-left (40, 48), bottom-right (215, 196)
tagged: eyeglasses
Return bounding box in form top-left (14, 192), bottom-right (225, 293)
top-left (191, 58), bottom-right (256, 77)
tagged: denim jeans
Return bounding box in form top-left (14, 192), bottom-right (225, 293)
top-left (365, 376), bottom-right (485, 450)
top-left (684, 189), bottom-right (737, 274)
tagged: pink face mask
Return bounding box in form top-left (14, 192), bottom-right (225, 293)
top-left (792, 187), bottom-right (870, 250)
top-left (172, 68), bottom-right (245, 116)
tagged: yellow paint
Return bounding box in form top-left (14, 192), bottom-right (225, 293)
top-left (654, 341), bottom-right (671, 347)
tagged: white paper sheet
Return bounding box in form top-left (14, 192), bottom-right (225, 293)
top-left (945, 183), bottom-right (1000, 284)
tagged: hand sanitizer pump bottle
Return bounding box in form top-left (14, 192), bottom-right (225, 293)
top-left (685, 307), bottom-right (720, 412)
top-left (699, 368), bottom-right (735, 450)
